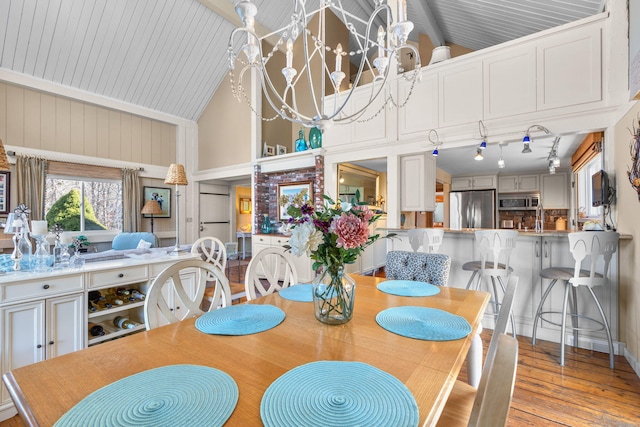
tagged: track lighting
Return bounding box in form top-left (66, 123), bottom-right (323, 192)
top-left (498, 145), bottom-right (505, 168)
top-left (474, 147), bottom-right (484, 161)
top-left (428, 129), bottom-right (442, 157)
top-left (522, 124), bottom-right (551, 153)
top-left (478, 120), bottom-right (488, 150)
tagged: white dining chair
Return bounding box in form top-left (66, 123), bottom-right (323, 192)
top-left (437, 333), bottom-right (519, 427)
top-left (191, 236), bottom-right (226, 271)
top-left (244, 247), bottom-right (298, 301)
top-left (144, 259), bottom-right (231, 330)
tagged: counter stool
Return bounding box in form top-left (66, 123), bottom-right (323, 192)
top-left (532, 231), bottom-right (619, 368)
top-left (407, 228), bottom-right (444, 253)
top-left (462, 230), bottom-right (518, 336)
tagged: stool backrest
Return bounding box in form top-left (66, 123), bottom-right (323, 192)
top-left (407, 229), bottom-right (425, 252)
top-left (424, 228), bottom-right (444, 253)
top-left (385, 251), bottom-right (451, 286)
top-left (568, 231), bottom-right (619, 287)
top-left (475, 230), bottom-right (518, 278)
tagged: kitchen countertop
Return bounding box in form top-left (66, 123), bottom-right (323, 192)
top-left (379, 227), bottom-right (632, 239)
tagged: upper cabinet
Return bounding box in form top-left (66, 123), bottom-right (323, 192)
top-left (541, 172), bottom-right (570, 209)
top-left (537, 26), bottom-right (602, 110)
top-left (397, 72), bottom-right (438, 138)
top-left (439, 62), bottom-right (483, 128)
top-left (483, 48), bottom-right (536, 119)
top-left (499, 174), bottom-right (539, 193)
top-left (400, 153), bottom-right (436, 211)
top-left (451, 175), bottom-right (497, 191)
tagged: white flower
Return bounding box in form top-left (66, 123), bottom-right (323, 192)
top-left (340, 202), bottom-right (352, 212)
top-left (289, 221), bottom-right (323, 256)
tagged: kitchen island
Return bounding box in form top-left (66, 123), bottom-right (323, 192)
top-left (382, 227), bottom-right (625, 356)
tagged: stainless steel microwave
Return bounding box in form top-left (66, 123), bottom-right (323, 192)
top-left (498, 193), bottom-right (540, 210)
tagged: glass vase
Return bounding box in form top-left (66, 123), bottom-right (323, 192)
top-left (312, 265), bottom-right (356, 325)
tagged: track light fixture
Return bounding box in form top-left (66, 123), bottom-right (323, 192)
top-left (474, 147), bottom-right (484, 161)
top-left (547, 136), bottom-right (561, 168)
top-left (478, 120), bottom-right (488, 150)
top-left (498, 144), bottom-right (505, 168)
top-left (428, 129), bottom-right (442, 157)
top-left (522, 124), bottom-right (551, 153)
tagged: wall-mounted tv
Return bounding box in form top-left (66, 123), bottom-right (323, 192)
top-left (592, 170), bottom-right (610, 207)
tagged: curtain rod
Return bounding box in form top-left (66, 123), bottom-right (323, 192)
top-left (6, 150), bottom-right (145, 171)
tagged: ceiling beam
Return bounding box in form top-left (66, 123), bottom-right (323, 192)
top-left (197, 0), bottom-right (282, 48)
top-left (411, 0), bottom-right (445, 46)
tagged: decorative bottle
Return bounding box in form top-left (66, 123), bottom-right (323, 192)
top-left (261, 214), bottom-right (272, 234)
top-left (17, 231), bottom-right (33, 268)
top-left (114, 316), bottom-right (136, 330)
top-left (308, 126), bottom-right (322, 149)
top-left (295, 128), bottom-right (308, 152)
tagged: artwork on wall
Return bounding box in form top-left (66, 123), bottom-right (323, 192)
top-left (143, 187), bottom-right (171, 218)
top-left (240, 198), bottom-right (251, 214)
top-left (0, 172), bottom-right (10, 214)
top-left (276, 144), bottom-right (287, 156)
top-left (278, 181), bottom-right (312, 220)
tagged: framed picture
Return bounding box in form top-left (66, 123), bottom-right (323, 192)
top-left (265, 145), bottom-right (275, 156)
top-left (143, 186), bottom-right (171, 218)
top-left (278, 181), bottom-right (312, 220)
top-left (276, 144), bottom-right (287, 156)
top-left (239, 198), bottom-right (251, 214)
top-left (0, 172), bottom-right (9, 214)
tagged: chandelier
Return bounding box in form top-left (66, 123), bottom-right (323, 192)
top-left (228, 0), bottom-right (421, 131)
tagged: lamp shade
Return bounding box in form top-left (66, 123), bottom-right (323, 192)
top-left (141, 199), bottom-right (163, 215)
top-left (164, 164), bottom-right (188, 185)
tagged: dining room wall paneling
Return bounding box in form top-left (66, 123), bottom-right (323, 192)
top-left (0, 81), bottom-right (176, 166)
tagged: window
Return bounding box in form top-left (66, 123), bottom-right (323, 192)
top-left (45, 176), bottom-right (123, 232)
top-left (576, 154), bottom-right (602, 219)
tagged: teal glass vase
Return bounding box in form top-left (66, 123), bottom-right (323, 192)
top-left (295, 128), bottom-right (308, 152)
top-left (308, 127), bottom-right (322, 149)
top-left (261, 214), bottom-right (272, 234)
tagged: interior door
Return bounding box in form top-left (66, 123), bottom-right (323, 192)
top-left (199, 184), bottom-right (231, 242)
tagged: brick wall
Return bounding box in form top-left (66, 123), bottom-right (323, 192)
top-left (253, 155), bottom-right (325, 232)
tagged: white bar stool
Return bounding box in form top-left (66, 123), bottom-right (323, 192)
top-left (532, 231), bottom-right (619, 368)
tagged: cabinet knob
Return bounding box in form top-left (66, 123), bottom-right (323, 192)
top-left (49, 341), bottom-right (54, 345)
top-left (118, 273), bottom-right (124, 278)
top-left (37, 344), bottom-right (42, 348)
top-left (43, 284), bottom-right (50, 289)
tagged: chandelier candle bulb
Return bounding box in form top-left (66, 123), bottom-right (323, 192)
top-left (31, 221), bottom-right (48, 236)
top-left (398, 0), bottom-right (407, 21)
top-left (377, 26), bottom-right (385, 58)
top-left (286, 38), bottom-right (293, 68)
top-left (335, 44), bottom-right (343, 72)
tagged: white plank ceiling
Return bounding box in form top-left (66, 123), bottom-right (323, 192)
top-left (0, 0), bottom-right (605, 121)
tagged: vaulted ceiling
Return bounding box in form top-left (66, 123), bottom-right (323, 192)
top-left (0, 0), bottom-right (605, 122)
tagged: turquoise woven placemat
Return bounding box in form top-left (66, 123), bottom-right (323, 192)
top-left (377, 280), bottom-right (441, 297)
top-left (261, 361), bottom-right (418, 427)
top-left (376, 306), bottom-right (472, 341)
top-left (195, 304), bottom-right (285, 335)
top-left (54, 365), bottom-right (237, 427)
top-left (278, 284), bottom-right (313, 302)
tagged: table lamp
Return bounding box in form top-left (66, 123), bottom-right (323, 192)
top-left (164, 163), bottom-right (188, 254)
top-left (141, 199), bottom-right (162, 233)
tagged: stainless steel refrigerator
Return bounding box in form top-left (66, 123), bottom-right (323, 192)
top-left (449, 189), bottom-right (496, 229)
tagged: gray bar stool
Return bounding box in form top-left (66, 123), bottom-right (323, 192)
top-left (532, 231), bottom-right (619, 368)
top-left (462, 230), bottom-right (518, 336)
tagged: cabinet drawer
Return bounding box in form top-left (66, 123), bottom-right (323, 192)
top-left (150, 262), bottom-right (176, 278)
top-left (1, 274), bottom-right (83, 303)
top-left (88, 265), bottom-right (148, 289)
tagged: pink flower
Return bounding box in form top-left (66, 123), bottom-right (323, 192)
top-left (354, 205), bottom-right (374, 223)
top-left (332, 213), bottom-right (369, 249)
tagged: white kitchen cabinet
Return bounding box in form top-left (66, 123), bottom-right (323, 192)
top-left (252, 234), bottom-right (314, 283)
top-left (1, 293), bottom-right (83, 408)
top-left (541, 172), bottom-right (569, 209)
top-left (439, 61), bottom-right (483, 127)
top-left (400, 152), bottom-right (436, 211)
top-left (536, 25), bottom-right (602, 110)
top-left (397, 72), bottom-right (438, 139)
top-left (451, 175), bottom-right (497, 191)
top-left (483, 47), bottom-right (536, 119)
top-left (498, 174), bottom-right (539, 193)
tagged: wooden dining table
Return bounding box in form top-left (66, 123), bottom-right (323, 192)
top-left (3, 274), bottom-right (489, 427)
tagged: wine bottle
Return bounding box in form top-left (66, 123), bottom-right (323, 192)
top-left (88, 300), bottom-right (98, 313)
top-left (116, 288), bottom-right (130, 296)
top-left (88, 322), bottom-right (105, 337)
top-left (130, 290), bottom-right (146, 300)
top-left (113, 316), bottom-right (136, 329)
top-left (88, 290), bottom-right (102, 302)
top-left (105, 294), bottom-right (124, 306)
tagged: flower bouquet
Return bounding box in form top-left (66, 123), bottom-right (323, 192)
top-left (284, 193), bottom-right (390, 324)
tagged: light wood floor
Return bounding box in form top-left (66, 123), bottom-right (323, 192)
top-left (2, 266), bottom-right (639, 426)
